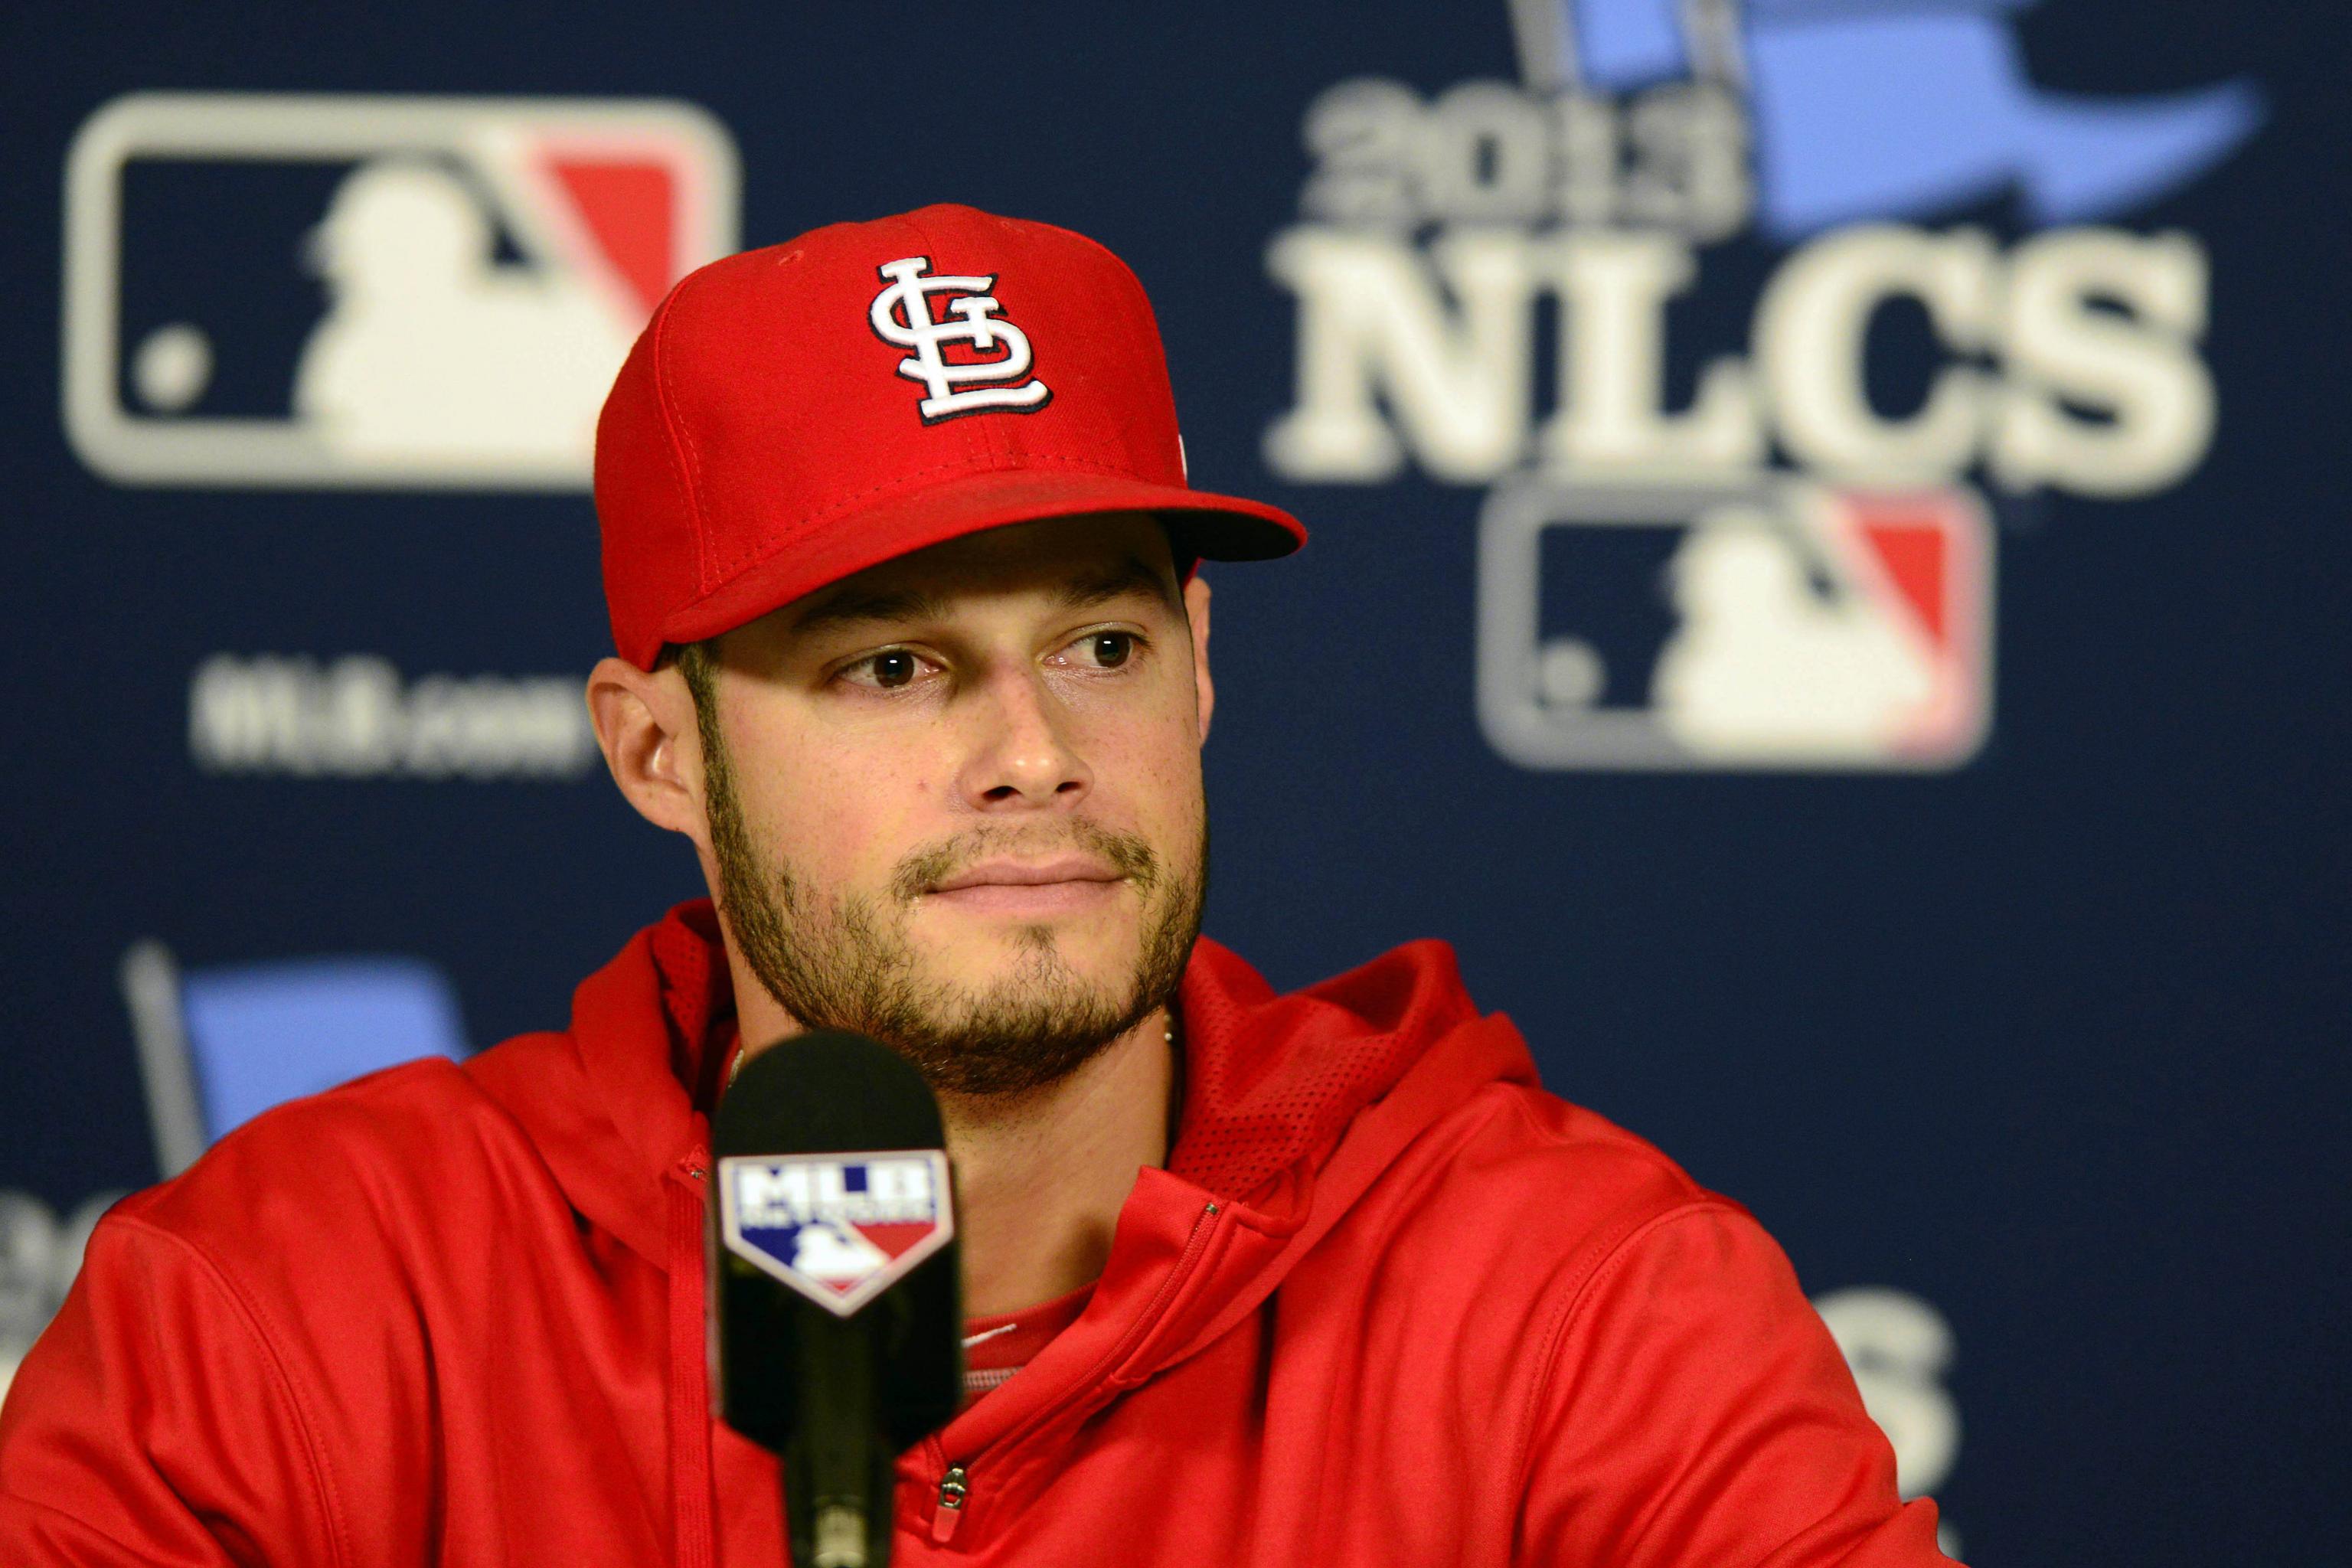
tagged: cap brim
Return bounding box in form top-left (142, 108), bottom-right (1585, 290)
top-left (653, 468), bottom-right (1304, 655)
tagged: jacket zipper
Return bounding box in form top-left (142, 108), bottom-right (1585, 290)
top-left (929, 1463), bottom-right (970, 1543)
top-left (926, 1199), bottom-right (1224, 1547)
top-left (667, 1154), bottom-right (716, 1568)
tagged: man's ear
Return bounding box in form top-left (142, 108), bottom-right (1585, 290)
top-left (1184, 573), bottom-right (1214, 742)
top-left (586, 655), bottom-right (709, 851)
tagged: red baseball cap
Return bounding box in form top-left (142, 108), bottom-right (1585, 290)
top-left (595, 202), bottom-right (1305, 669)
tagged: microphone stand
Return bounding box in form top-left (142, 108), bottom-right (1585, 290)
top-left (789, 1307), bottom-right (896, 1568)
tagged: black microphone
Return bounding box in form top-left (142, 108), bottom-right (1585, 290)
top-left (710, 1031), bottom-right (963, 1568)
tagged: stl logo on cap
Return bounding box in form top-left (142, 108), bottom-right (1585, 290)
top-left (867, 255), bottom-right (1052, 423)
top-left (718, 1150), bottom-right (954, 1317)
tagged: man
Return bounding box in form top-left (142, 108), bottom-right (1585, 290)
top-left (0, 204), bottom-right (1953, 1564)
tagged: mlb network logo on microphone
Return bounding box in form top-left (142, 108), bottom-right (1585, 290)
top-left (62, 93), bottom-right (740, 490)
top-left (719, 1152), bottom-right (955, 1317)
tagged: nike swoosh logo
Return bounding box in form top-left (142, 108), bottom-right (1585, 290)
top-left (961, 1323), bottom-right (1020, 1349)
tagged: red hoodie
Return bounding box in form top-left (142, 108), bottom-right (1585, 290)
top-left (0, 903), bottom-right (1952, 1565)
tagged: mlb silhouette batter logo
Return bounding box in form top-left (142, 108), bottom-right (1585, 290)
top-left (63, 93), bottom-right (740, 489)
top-left (1477, 479), bottom-right (1991, 770)
top-left (719, 1152), bottom-right (954, 1317)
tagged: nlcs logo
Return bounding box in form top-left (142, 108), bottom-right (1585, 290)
top-left (1265, 0), bottom-right (2261, 772)
top-left (868, 256), bottom-right (1052, 423)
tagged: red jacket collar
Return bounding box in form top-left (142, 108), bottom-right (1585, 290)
top-left (467, 900), bottom-right (1528, 1269)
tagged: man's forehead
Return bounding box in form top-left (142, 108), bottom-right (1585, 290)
top-left (783, 514), bottom-right (1181, 635)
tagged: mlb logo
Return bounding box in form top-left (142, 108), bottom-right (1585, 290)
top-left (63, 93), bottom-right (739, 489)
top-left (1476, 477), bottom-right (1994, 770)
top-left (718, 1152), bottom-right (955, 1317)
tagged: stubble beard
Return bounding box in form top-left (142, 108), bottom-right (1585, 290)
top-left (701, 729), bottom-right (1204, 1099)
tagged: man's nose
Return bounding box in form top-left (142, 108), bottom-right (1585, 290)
top-left (956, 665), bottom-right (1092, 810)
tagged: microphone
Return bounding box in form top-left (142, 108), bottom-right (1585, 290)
top-left (710, 1031), bottom-right (964, 1568)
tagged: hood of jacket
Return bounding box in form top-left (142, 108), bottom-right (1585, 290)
top-left (475, 899), bottom-right (1536, 1292)
top-left (465, 899), bottom-right (1539, 1544)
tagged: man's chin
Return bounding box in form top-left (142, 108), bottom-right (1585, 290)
top-left (904, 929), bottom-right (1142, 999)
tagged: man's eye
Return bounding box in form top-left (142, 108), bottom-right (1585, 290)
top-left (1077, 632), bottom-right (1135, 668)
top-left (851, 649), bottom-right (923, 689)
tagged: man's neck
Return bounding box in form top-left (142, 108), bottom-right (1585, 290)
top-left (933, 1010), bottom-right (1175, 1316)
top-left (726, 988), bottom-right (1176, 1318)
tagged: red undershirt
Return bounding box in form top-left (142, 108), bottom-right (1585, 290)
top-left (959, 1281), bottom-right (1094, 1406)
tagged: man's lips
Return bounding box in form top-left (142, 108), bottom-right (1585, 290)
top-left (923, 857), bottom-right (1127, 914)
top-left (927, 856), bottom-right (1125, 893)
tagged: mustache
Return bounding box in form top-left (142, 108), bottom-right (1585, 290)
top-left (890, 821), bottom-right (1163, 904)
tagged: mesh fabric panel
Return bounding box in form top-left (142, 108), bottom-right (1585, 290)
top-left (1168, 938), bottom-right (1477, 1203)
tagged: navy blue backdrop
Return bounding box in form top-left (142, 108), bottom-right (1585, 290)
top-left (4, 4), bottom-right (2347, 1563)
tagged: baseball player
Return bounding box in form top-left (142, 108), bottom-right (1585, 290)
top-left (0, 204), bottom-right (1955, 1566)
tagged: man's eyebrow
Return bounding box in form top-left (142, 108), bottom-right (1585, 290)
top-left (789, 586), bottom-right (951, 636)
top-left (789, 554), bottom-right (1177, 636)
top-left (1054, 554), bottom-right (1181, 613)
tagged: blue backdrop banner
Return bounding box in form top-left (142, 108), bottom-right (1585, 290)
top-left (3, 5), bottom-right (2344, 1563)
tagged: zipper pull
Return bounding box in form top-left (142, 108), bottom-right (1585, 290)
top-left (930, 1465), bottom-right (969, 1544)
